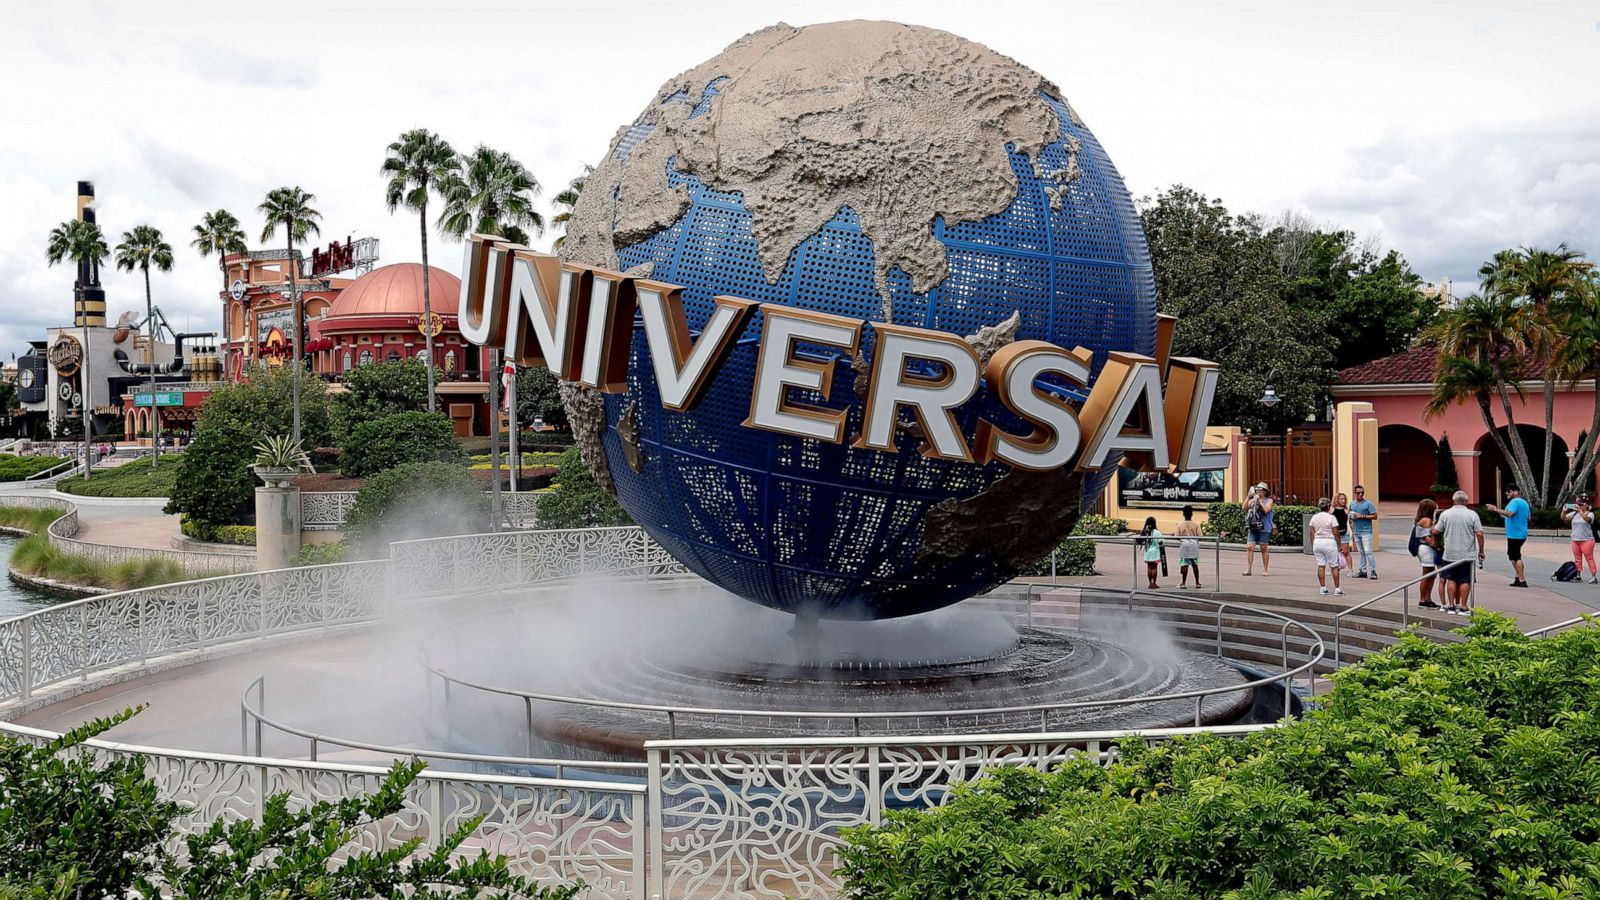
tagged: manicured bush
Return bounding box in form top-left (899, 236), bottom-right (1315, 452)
top-left (535, 448), bottom-right (632, 529)
top-left (343, 461), bottom-right (488, 556)
top-left (0, 454), bottom-right (72, 481)
top-left (291, 541), bottom-right (345, 567)
top-left (212, 525), bottom-right (255, 546)
top-left (841, 613), bottom-right (1600, 898)
top-left (1203, 501), bottom-right (1315, 545)
top-left (166, 367), bottom-right (331, 531)
top-left (329, 358), bottom-right (438, 443)
top-left (1433, 432), bottom-right (1461, 492)
top-left (1019, 514), bottom-right (1128, 577)
top-left (58, 455), bottom-right (182, 497)
top-left (339, 411), bottom-right (463, 478)
top-left (0, 710), bottom-right (575, 898)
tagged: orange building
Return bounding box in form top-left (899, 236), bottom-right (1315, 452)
top-left (220, 255), bottom-right (493, 435)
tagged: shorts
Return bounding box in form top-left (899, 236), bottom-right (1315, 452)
top-left (1313, 539), bottom-right (1341, 568)
top-left (1179, 538), bottom-right (1200, 561)
top-left (1247, 527), bottom-right (1271, 545)
top-left (1437, 560), bottom-right (1475, 584)
top-left (1418, 545), bottom-right (1437, 567)
top-left (1506, 537), bottom-right (1526, 562)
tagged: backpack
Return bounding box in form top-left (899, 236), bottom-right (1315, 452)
top-left (1407, 528), bottom-right (1421, 558)
top-left (1245, 502), bottom-right (1264, 530)
top-left (1553, 561), bottom-right (1582, 583)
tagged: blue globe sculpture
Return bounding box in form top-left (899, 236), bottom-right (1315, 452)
top-left (560, 22), bottom-right (1157, 620)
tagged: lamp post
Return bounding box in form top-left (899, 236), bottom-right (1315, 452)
top-left (1260, 375), bottom-right (1282, 500)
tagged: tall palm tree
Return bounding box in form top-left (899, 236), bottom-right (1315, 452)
top-left (114, 226), bottom-right (176, 466)
top-left (45, 219), bottom-right (109, 473)
top-left (549, 164), bottom-right (592, 251)
top-left (382, 128), bottom-right (459, 412)
top-left (1426, 292), bottom-right (1543, 498)
top-left (1478, 245), bottom-right (1596, 505)
top-left (258, 187), bottom-right (321, 447)
top-left (1547, 273), bottom-right (1600, 507)
top-left (438, 146), bottom-right (544, 246)
top-left (191, 210), bottom-right (248, 383)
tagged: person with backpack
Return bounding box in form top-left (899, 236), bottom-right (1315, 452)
top-left (1411, 499), bottom-right (1440, 609)
top-left (1242, 483), bottom-right (1275, 577)
top-left (1138, 516), bottom-right (1164, 589)
top-left (1562, 495), bottom-right (1598, 584)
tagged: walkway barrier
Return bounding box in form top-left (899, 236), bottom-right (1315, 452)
top-left (0, 494), bottom-right (254, 577)
top-left (1331, 558), bottom-right (1474, 668)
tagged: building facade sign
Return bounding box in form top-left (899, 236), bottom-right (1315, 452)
top-left (256, 307), bottom-right (296, 344)
top-left (48, 335), bottom-right (83, 377)
top-left (133, 391), bottom-right (183, 407)
top-left (308, 236), bottom-right (379, 277)
top-left (1116, 466), bottom-right (1226, 509)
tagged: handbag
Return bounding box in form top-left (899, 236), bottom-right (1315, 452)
top-left (1407, 528), bottom-right (1421, 558)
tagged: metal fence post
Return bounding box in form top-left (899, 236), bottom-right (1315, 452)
top-left (78, 605), bottom-right (88, 681)
top-left (20, 618), bottom-right (32, 701)
top-left (1214, 537), bottom-right (1222, 593)
top-left (867, 744), bottom-right (882, 826)
top-left (646, 748), bottom-right (664, 900)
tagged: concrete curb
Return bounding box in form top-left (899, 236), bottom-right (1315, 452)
top-left (6, 567), bottom-right (104, 597)
top-left (46, 490), bottom-right (170, 508)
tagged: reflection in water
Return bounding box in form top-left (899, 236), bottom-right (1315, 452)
top-left (0, 534), bottom-right (65, 618)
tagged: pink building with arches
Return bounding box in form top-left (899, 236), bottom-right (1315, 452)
top-left (1332, 345), bottom-right (1598, 504)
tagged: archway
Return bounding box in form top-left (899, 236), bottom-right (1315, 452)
top-left (1476, 426), bottom-right (1569, 507)
top-left (1378, 425), bottom-right (1438, 500)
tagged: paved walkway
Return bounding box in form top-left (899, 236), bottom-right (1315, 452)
top-left (0, 481), bottom-right (181, 551)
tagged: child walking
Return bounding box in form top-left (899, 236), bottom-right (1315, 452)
top-left (1175, 505), bottom-right (1203, 588)
top-left (1139, 516), bottom-right (1164, 589)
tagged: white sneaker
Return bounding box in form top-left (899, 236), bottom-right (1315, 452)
top-left (1319, 587), bottom-right (1330, 595)
top-left (1590, 576), bottom-right (1598, 585)
top-left (1334, 588), bottom-right (1346, 595)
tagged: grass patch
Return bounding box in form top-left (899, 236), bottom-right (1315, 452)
top-left (0, 454), bottom-right (73, 481)
top-left (8, 532), bottom-right (201, 590)
top-left (57, 455), bottom-right (182, 498)
top-left (0, 504), bottom-right (65, 534)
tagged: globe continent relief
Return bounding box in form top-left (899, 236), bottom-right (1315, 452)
top-left (558, 21), bottom-right (1158, 620)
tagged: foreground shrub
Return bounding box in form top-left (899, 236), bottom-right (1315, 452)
top-left (840, 612), bottom-right (1600, 898)
top-left (0, 504), bottom-right (64, 534)
top-left (58, 454), bottom-right (182, 497)
top-left (212, 524), bottom-right (255, 546)
top-left (8, 533), bottom-right (196, 591)
top-left (292, 541), bottom-right (345, 566)
top-left (0, 709), bottom-right (573, 898)
top-left (340, 411), bottom-right (463, 477)
top-left (535, 448), bottom-right (631, 529)
top-left (344, 461), bottom-right (488, 556)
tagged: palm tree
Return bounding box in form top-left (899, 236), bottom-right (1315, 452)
top-left (549, 164), bottom-right (593, 251)
top-left (258, 187), bottom-right (321, 447)
top-left (1426, 292), bottom-right (1542, 499)
top-left (1478, 245), bottom-right (1596, 505)
top-left (438, 146), bottom-right (544, 245)
top-left (45, 219), bottom-right (109, 475)
top-left (382, 129), bottom-right (459, 412)
top-left (1547, 273), bottom-right (1600, 507)
top-left (114, 226), bottom-right (176, 466)
top-left (191, 210), bottom-right (248, 383)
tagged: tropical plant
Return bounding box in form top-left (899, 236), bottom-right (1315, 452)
top-left (439, 145), bottom-right (544, 245)
top-left (339, 410), bottom-right (463, 477)
top-left (382, 128), bottom-right (460, 413)
top-left (258, 186), bottom-right (322, 447)
top-left (1432, 432), bottom-right (1460, 493)
top-left (1544, 272), bottom-right (1600, 507)
top-left (840, 613), bottom-right (1600, 898)
top-left (252, 434), bottom-right (311, 471)
top-left (45, 218), bottom-right (109, 274)
top-left (0, 710), bottom-right (573, 898)
top-left (190, 209), bottom-right (248, 382)
top-left (114, 225), bottom-right (176, 466)
top-left (330, 357), bottom-right (437, 443)
top-left (549, 164), bottom-right (592, 250)
top-left (1478, 245), bottom-right (1596, 505)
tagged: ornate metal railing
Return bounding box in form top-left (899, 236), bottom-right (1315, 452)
top-left (0, 718), bottom-right (644, 897)
top-left (387, 526), bottom-right (683, 600)
top-left (300, 491), bottom-right (358, 531)
top-left (46, 500), bottom-right (255, 576)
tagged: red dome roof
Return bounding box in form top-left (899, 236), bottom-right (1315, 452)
top-left (325, 263), bottom-right (460, 319)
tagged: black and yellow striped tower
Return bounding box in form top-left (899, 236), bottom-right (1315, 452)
top-left (74, 181), bottom-right (106, 327)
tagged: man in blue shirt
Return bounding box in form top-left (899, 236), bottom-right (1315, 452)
top-left (1349, 485), bottom-right (1379, 578)
top-left (1487, 484), bottom-right (1531, 588)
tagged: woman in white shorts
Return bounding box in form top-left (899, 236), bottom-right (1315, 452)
top-left (1308, 498), bottom-right (1345, 596)
top-left (1414, 499), bottom-right (1439, 608)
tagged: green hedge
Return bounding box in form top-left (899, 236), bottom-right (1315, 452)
top-left (340, 411), bottom-right (463, 478)
top-left (292, 541), bottom-right (345, 566)
top-left (1475, 505), bottom-right (1567, 530)
top-left (840, 613), bottom-right (1600, 897)
top-left (1018, 514), bottom-right (1128, 577)
top-left (213, 525), bottom-right (255, 546)
top-left (0, 455), bottom-right (71, 481)
top-left (1202, 501), bottom-right (1315, 546)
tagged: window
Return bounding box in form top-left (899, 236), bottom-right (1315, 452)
top-left (386, 351), bottom-right (401, 362)
top-left (359, 349), bottom-right (374, 366)
top-left (342, 351), bottom-right (352, 372)
top-left (444, 350), bottom-right (457, 372)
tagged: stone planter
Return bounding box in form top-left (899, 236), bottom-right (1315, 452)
top-left (253, 465), bottom-right (299, 488)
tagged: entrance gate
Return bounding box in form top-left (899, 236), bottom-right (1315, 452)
top-left (1246, 428), bottom-right (1332, 504)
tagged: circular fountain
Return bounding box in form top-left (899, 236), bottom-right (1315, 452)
top-left (416, 579), bottom-right (1261, 762)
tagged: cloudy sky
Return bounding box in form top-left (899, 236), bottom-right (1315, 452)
top-left (2, 0), bottom-right (1597, 358)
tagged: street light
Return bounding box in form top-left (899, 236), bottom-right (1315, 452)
top-left (1260, 373), bottom-right (1284, 499)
